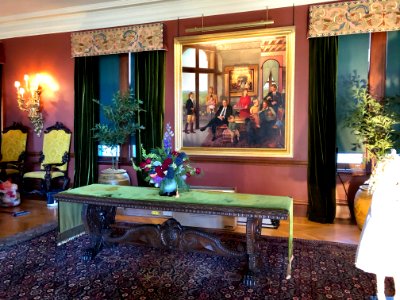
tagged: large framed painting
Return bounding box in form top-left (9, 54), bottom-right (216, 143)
top-left (174, 26), bottom-right (295, 158)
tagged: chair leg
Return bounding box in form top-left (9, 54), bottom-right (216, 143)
top-left (62, 176), bottom-right (70, 190)
top-left (44, 173), bottom-right (52, 194)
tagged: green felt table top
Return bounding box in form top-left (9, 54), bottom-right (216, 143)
top-left (59, 184), bottom-right (292, 211)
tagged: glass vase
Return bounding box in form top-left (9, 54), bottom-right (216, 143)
top-left (159, 178), bottom-right (177, 197)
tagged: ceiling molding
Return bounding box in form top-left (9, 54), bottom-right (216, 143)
top-left (0, 0), bottom-right (333, 39)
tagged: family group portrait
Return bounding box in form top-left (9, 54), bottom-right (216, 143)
top-left (175, 28), bottom-right (294, 158)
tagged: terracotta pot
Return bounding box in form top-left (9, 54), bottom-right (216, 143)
top-left (98, 168), bottom-right (131, 186)
top-left (353, 184), bottom-right (372, 230)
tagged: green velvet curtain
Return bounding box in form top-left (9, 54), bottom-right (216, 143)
top-left (135, 51), bottom-right (166, 186)
top-left (73, 56), bottom-right (100, 187)
top-left (58, 56), bottom-right (99, 244)
top-left (307, 37), bottom-right (338, 223)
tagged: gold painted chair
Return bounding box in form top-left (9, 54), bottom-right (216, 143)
top-left (0, 122), bottom-right (28, 183)
top-left (23, 122), bottom-right (72, 195)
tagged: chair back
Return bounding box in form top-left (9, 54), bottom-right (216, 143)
top-left (40, 122), bottom-right (72, 172)
top-left (1, 122), bottom-right (28, 162)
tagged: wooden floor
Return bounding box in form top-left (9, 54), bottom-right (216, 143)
top-left (0, 198), bottom-right (361, 245)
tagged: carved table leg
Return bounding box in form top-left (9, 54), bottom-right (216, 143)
top-left (243, 217), bottom-right (262, 287)
top-left (81, 204), bottom-right (116, 261)
top-left (103, 218), bottom-right (245, 257)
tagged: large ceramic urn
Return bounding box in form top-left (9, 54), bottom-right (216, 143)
top-left (353, 184), bottom-right (372, 230)
top-left (98, 168), bottom-right (131, 186)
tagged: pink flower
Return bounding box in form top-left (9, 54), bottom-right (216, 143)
top-left (195, 168), bottom-right (201, 175)
top-left (145, 158), bottom-right (152, 164)
top-left (0, 180), bottom-right (12, 190)
top-left (6, 191), bottom-right (15, 197)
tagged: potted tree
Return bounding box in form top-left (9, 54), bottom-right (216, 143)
top-left (346, 87), bottom-right (399, 229)
top-left (346, 87), bottom-right (399, 170)
top-left (93, 90), bottom-right (144, 185)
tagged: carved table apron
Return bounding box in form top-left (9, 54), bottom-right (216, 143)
top-left (55, 184), bottom-right (293, 286)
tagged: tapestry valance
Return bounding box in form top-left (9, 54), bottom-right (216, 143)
top-left (308, 0), bottom-right (400, 38)
top-left (71, 23), bottom-right (165, 57)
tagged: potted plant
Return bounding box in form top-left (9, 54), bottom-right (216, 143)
top-left (345, 87), bottom-right (399, 229)
top-left (92, 90), bottom-right (144, 185)
top-left (346, 87), bottom-right (399, 170)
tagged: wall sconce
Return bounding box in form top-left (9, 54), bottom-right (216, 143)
top-left (14, 74), bottom-right (44, 136)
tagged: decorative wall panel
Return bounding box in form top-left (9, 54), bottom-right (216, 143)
top-left (71, 23), bottom-right (165, 57)
top-left (309, 0), bottom-right (400, 38)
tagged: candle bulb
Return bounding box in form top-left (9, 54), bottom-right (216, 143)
top-left (20, 88), bottom-right (25, 98)
top-left (14, 81), bottom-right (20, 94)
top-left (35, 74), bottom-right (41, 84)
top-left (24, 74), bottom-right (29, 91)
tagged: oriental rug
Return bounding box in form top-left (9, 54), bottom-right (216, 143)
top-left (0, 230), bottom-right (393, 299)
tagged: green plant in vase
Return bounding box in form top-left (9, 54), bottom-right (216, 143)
top-left (92, 90), bottom-right (144, 170)
top-left (346, 87), bottom-right (399, 171)
top-left (345, 87), bottom-right (399, 229)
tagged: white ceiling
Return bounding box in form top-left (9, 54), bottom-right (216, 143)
top-left (0, 0), bottom-right (333, 39)
top-left (0, 0), bottom-right (117, 17)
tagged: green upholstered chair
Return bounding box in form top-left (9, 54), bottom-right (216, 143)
top-left (0, 122), bottom-right (28, 183)
top-left (23, 122), bottom-right (72, 195)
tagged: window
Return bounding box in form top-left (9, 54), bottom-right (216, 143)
top-left (98, 53), bottom-right (137, 159)
top-left (336, 32), bottom-right (400, 167)
top-left (182, 46), bottom-right (220, 128)
top-left (98, 145), bottom-right (120, 157)
top-left (262, 59), bottom-right (279, 99)
top-left (336, 33), bottom-right (370, 164)
top-left (386, 31), bottom-right (400, 97)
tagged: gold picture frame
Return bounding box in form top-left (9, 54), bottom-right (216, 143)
top-left (225, 65), bottom-right (258, 97)
top-left (174, 26), bottom-right (295, 158)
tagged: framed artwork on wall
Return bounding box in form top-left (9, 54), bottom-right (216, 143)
top-left (174, 26), bottom-right (295, 159)
top-left (225, 65), bottom-right (258, 97)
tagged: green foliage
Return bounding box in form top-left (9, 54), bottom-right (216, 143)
top-left (92, 90), bottom-right (144, 148)
top-left (345, 87), bottom-right (400, 166)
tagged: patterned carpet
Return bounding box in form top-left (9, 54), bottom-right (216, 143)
top-left (0, 229), bottom-right (392, 299)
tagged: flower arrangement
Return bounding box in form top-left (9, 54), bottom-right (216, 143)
top-left (133, 123), bottom-right (201, 194)
top-left (0, 180), bottom-right (20, 207)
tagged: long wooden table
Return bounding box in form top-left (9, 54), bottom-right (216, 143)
top-left (55, 184), bottom-right (293, 286)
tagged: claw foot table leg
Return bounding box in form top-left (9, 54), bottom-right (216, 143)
top-left (81, 204), bottom-right (116, 260)
top-left (243, 217), bottom-right (262, 286)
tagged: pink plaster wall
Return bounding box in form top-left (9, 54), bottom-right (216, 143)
top-left (2, 32), bottom-right (75, 181)
top-left (1, 5), bottom-right (311, 206)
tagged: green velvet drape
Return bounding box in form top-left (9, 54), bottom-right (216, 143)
top-left (73, 56), bottom-right (100, 187)
top-left (135, 51), bottom-right (166, 186)
top-left (57, 56), bottom-right (99, 244)
top-left (307, 37), bottom-right (338, 223)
